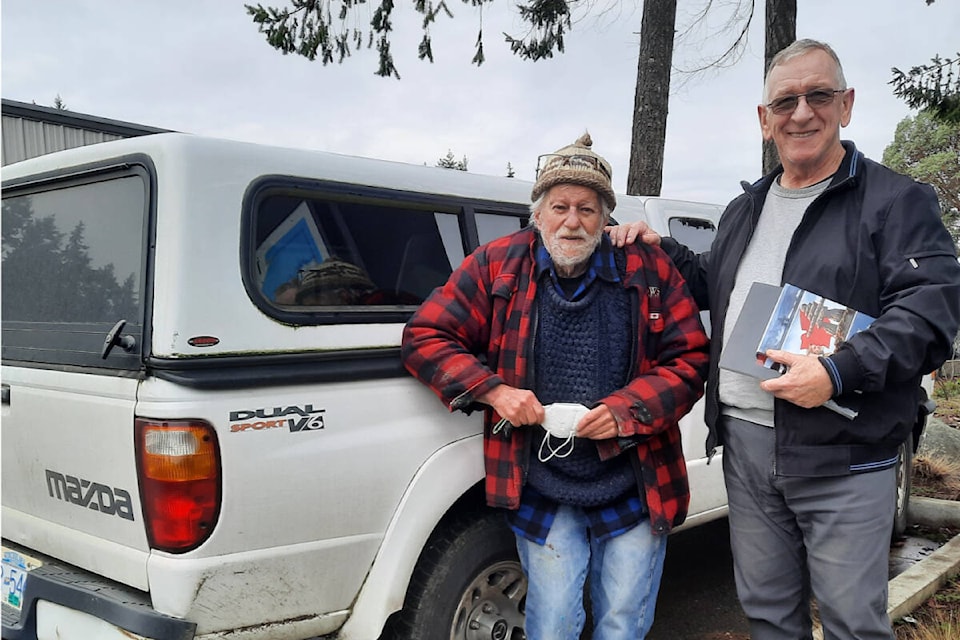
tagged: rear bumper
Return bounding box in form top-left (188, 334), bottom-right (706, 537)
top-left (2, 541), bottom-right (194, 640)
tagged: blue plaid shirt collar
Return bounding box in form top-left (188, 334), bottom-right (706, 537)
top-left (534, 233), bottom-right (621, 300)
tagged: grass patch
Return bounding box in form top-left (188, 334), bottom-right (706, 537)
top-left (895, 577), bottom-right (960, 640)
top-left (935, 377), bottom-right (960, 400)
top-left (934, 379), bottom-right (960, 428)
top-left (912, 454), bottom-right (960, 501)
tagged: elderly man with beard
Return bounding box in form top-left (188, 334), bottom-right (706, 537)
top-left (401, 133), bottom-right (710, 639)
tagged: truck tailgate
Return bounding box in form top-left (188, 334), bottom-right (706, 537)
top-left (1, 365), bottom-right (149, 590)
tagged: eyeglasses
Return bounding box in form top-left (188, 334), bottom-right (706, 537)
top-left (536, 154), bottom-right (612, 180)
top-left (766, 89), bottom-right (846, 115)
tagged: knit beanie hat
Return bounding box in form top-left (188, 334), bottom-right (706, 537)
top-left (531, 132), bottom-right (616, 211)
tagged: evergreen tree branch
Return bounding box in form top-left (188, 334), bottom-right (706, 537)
top-left (503, 0), bottom-right (571, 61)
top-left (890, 53), bottom-right (960, 124)
top-left (246, 0), bottom-right (499, 77)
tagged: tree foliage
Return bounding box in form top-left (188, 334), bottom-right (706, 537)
top-left (882, 110), bottom-right (960, 247)
top-left (436, 149), bottom-right (468, 170)
top-left (890, 53), bottom-right (960, 124)
top-left (245, 0), bottom-right (551, 79)
top-left (888, 1), bottom-right (959, 124)
top-left (503, 0), bottom-right (569, 62)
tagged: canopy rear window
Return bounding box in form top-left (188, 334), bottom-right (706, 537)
top-left (2, 169), bottom-right (148, 369)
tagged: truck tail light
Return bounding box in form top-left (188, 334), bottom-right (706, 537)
top-left (136, 419), bottom-right (221, 552)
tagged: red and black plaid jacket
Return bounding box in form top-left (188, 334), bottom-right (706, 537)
top-left (401, 227), bottom-right (709, 534)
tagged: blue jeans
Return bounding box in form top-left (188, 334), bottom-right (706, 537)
top-left (515, 504), bottom-right (668, 640)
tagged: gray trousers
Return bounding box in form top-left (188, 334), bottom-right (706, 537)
top-left (722, 416), bottom-right (895, 640)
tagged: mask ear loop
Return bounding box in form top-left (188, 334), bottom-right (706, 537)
top-left (538, 432), bottom-right (576, 462)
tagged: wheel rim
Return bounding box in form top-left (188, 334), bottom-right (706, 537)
top-left (896, 445), bottom-right (908, 516)
top-left (450, 559), bottom-right (526, 640)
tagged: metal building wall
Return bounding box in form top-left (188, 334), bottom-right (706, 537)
top-left (1, 99), bottom-right (171, 166)
top-left (1, 115), bottom-right (124, 165)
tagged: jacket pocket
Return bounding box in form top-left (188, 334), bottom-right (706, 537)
top-left (904, 249), bottom-right (957, 269)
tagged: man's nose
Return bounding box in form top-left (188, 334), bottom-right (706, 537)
top-left (562, 210), bottom-right (581, 227)
top-left (792, 95), bottom-right (816, 119)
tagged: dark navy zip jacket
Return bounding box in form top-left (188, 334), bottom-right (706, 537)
top-left (662, 141), bottom-right (960, 477)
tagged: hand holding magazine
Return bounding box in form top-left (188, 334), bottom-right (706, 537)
top-left (719, 283), bottom-right (875, 419)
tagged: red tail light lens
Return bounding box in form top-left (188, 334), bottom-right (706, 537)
top-left (136, 419), bottom-right (221, 552)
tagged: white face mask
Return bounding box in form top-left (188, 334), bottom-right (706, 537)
top-left (538, 403), bottom-right (589, 462)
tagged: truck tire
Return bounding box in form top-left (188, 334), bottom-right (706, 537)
top-left (393, 510), bottom-right (526, 640)
top-left (892, 433), bottom-right (913, 541)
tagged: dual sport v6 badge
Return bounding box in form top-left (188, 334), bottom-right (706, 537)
top-left (230, 404), bottom-right (325, 433)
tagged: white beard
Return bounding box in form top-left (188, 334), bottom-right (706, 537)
top-left (542, 226), bottom-right (604, 275)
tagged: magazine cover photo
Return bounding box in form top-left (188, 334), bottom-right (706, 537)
top-left (757, 284), bottom-right (875, 371)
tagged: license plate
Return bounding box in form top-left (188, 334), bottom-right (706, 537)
top-left (2, 547), bottom-right (43, 611)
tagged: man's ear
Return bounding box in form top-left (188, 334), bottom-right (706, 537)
top-left (840, 88), bottom-right (855, 128)
top-left (758, 104), bottom-right (774, 141)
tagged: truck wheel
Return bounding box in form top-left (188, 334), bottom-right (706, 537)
top-left (393, 510), bottom-right (526, 640)
top-left (892, 433), bottom-right (913, 541)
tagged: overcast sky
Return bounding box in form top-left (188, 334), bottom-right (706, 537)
top-left (2, 1), bottom-right (957, 205)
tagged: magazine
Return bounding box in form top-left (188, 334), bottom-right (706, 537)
top-left (757, 283), bottom-right (875, 373)
top-left (718, 282), bottom-right (873, 420)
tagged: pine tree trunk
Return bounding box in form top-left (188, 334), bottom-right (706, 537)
top-left (762, 0), bottom-right (797, 175)
top-left (628, 0), bottom-right (677, 196)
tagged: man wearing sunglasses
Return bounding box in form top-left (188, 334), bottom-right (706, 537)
top-left (611, 39), bottom-right (960, 639)
top-left (402, 134), bottom-right (709, 639)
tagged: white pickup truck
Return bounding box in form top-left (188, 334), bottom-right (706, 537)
top-left (0, 132), bottom-right (909, 640)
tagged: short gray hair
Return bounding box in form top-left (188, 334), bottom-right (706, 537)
top-left (763, 39), bottom-right (847, 103)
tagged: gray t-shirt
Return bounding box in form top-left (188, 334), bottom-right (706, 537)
top-left (719, 177), bottom-right (830, 427)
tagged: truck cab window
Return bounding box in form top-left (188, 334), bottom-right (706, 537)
top-left (669, 217), bottom-right (716, 254)
top-left (475, 212), bottom-right (527, 247)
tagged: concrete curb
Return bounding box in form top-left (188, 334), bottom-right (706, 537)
top-left (887, 496), bottom-right (960, 621)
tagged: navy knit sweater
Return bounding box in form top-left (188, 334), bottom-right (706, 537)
top-left (527, 277), bottom-right (636, 507)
